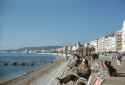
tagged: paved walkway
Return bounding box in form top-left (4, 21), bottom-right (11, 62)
top-left (31, 61), bottom-right (67, 85)
top-left (103, 60), bottom-right (125, 85)
top-left (31, 60), bottom-right (125, 85)
top-left (52, 60), bottom-right (125, 85)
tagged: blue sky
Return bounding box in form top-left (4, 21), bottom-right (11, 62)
top-left (0, 0), bottom-right (125, 49)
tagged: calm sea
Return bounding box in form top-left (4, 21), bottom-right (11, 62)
top-left (0, 53), bottom-right (59, 80)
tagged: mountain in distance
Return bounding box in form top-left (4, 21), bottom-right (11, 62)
top-left (0, 46), bottom-right (63, 53)
top-left (16, 46), bottom-right (63, 51)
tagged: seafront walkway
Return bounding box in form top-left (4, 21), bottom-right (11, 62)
top-left (55, 60), bottom-right (125, 85)
top-left (31, 61), bottom-right (67, 85)
top-left (31, 58), bottom-right (125, 85)
top-left (103, 59), bottom-right (125, 85)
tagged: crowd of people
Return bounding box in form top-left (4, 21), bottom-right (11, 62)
top-left (56, 52), bottom-right (119, 85)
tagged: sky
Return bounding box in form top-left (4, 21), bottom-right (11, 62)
top-left (0, 0), bottom-right (125, 50)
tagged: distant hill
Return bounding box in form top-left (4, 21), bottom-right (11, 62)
top-left (16, 46), bottom-right (63, 51)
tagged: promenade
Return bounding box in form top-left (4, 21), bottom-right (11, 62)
top-left (53, 59), bottom-right (125, 85)
top-left (34, 57), bottom-right (125, 85)
top-left (104, 59), bottom-right (125, 85)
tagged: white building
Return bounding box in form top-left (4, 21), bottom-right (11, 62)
top-left (115, 31), bottom-right (122, 52)
top-left (121, 21), bottom-right (125, 52)
top-left (89, 20), bottom-right (125, 53)
top-left (97, 37), bottom-right (105, 53)
top-left (89, 33), bottom-right (117, 53)
top-left (104, 35), bottom-right (116, 52)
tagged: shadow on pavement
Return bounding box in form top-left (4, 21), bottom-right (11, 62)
top-left (117, 73), bottom-right (125, 77)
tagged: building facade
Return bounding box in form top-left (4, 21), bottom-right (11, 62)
top-left (115, 31), bottom-right (122, 52)
top-left (104, 34), bottom-right (116, 52)
top-left (121, 21), bottom-right (125, 52)
top-left (89, 21), bottom-right (125, 53)
top-left (89, 33), bottom-right (120, 53)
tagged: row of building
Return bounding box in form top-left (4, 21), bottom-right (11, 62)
top-left (57, 21), bottom-right (125, 55)
top-left (89, 21), bottom-right (125, 53)
top-left (56, 21), bottom-right (125, 55)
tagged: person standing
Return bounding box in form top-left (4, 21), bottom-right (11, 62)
top-left (116, 53), bottom-right (122, 65)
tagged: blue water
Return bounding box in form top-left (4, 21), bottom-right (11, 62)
top-left (0, 53), bottom-right (58, 80)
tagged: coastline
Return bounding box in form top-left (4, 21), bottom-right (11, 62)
top-left (0, 59), bottom-right (64, 85)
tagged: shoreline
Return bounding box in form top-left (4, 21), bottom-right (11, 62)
top-left (0, 59), bottom-right (64, 85)
top-left (0, 53), bottom-right (65, 84)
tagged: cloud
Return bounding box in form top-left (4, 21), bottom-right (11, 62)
top-left (122, 20), bottom-right (125, 31)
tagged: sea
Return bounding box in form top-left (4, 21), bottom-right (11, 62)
top-left (0, 53), bottom-right (60, 81)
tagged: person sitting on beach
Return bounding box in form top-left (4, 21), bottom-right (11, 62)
top-left (104, 61), bottom-right (117, 77)
top-left (56, 59), bottom-right (91, 85)
top-left (60, 54), bottom-right (83, 79)
top-left (90, 59), bottom-right (110, 85)
top-left (86, 53), bottom-right (111, 85)
top-left (66, 54), bottom-right (82, 71)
